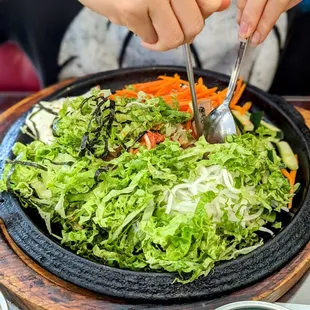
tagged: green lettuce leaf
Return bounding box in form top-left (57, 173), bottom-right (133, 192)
top-left (0, 90), bottom-right (293, 284)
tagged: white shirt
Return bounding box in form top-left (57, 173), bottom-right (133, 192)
top-left (58, 1), bottom-right (288, 91)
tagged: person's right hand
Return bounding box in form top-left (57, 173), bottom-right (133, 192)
top-left (79, 0), bottom-right (231, 51)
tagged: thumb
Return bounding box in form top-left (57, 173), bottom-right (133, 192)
top-left (218, 0), bottom-right (232, 11)
top-left (197, 0), bottom-right (231, 18)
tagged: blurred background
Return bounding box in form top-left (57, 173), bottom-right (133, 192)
top-left (0, 0), bottom-right (309, 96)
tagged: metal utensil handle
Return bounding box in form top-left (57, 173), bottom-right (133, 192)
top-left (183, 44), bottom-right (203, 137)
top-left (223, 38), bottom-right (249, 107)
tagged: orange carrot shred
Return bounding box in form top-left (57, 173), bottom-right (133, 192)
top-left (281, 169), bottom-right (291, 180)
top-left (239, 101), bottom-right (252, 115)
top-left (112, 74), bottom-right (249, 116)
top-left (235, 79), bottom-right (242, 93)
top-left (230, 83), bottom-right (246, 107)
top-left (282, 162), bottom-right (298, 209)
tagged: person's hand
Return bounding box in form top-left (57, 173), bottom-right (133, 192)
top-left (79, 0), bottom-right (231, 51)
top-left (237, 0), bottom-right (301, 46)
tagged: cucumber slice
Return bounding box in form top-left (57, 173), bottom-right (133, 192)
top-left (247, 112), bottom-right (284, 140)
top-left (261, 120), bottom-right (284, 140)
top-left (232, 110), bottom-right (254, 132)
top-left (276, 141), bottom-right (298, 170)
top-left (261, 120), bottom-right (281, 132)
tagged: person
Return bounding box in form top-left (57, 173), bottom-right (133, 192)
top-left (58, 0), bottom-right (301, 91)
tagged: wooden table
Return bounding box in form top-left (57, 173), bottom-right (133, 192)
top-left (0, 91), bottom-right (310, 309)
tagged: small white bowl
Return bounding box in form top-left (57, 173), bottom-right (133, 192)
top-left (216, 301), bottom-right (290, 310)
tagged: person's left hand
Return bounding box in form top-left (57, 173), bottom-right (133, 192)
top-left (237, 0), bottom-right (302, 46)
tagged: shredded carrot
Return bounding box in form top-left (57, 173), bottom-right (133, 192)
top-left (158, 75), bottom-right (189, 85)
top-left (230, 83), bottom-right (246, 107)
top-left (281, 154), bottom-right (298, 209)
top-left (235, 79), bottom-right (242, 93)
top-left (281, 168), bottom-right (291, 180)
top-left (239, 101), bottom-right (252, 115)
top-left (231, 105), bottom-right (244, 113)
top-left (111, 74), bottom-right (250, 117)
top-left (184, 120), bottom-right (192, 130)
top-left (288, 169), bottom-right (297, 209)
top-left (290, 170), bottom-right (297, 188)
top-left (115, 89), bottom-right (138, 98)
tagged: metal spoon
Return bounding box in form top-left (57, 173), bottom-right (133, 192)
top-left (183, 43), bottom-right (203, 137)
top-left (202, 38), bottom-right (249, 143)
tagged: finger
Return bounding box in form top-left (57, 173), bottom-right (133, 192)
top-left (286, 0), bottom-right (302, 10)
top-left (130, 17), bottom-right (158, 45)
top-left (218, 0), bottom-right (232, 11)
top-left (196, 0), bottom-right (223, 19)
top-left (121, 1), bottom-right (158, 44)
top-left (238, 0), bottom-right (268, 39)
top-left (79, 0), bottom-right (117, 19)
top-left (170, 0), bottom-right (204, 43)
top-left (141, 1), bottom-right (184, 51)
top-left (236, 0), bottom-right (247, 23)
top-left (80, 0), bottom-right (158, 44)
top-left (250, 0), bottom-right (292, 47)
top-left (236, 0), bottom-right (247, 24)
top-left (236, 0), bottom-right (247, 11)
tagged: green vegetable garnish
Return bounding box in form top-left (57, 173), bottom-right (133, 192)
top-left (0, 89), bottom-right (295, 284)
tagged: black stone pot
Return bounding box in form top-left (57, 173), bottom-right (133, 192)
top-left (0, 66), bottom-right (310, 302)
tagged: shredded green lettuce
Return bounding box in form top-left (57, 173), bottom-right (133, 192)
top-left (52, 91), bottom-right (191, 157)
top-left (0, 92), bottom-right (293, 284)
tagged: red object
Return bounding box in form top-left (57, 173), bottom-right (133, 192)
top-left (0, 41), bottom-right (41, 92)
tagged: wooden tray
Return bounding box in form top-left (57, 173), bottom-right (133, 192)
top-left (1, 80), bottom-right (310, 310)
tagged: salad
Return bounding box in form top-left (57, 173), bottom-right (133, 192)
top-left (0, 74), bottom-right (299, 284)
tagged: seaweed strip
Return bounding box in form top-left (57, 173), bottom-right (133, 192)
top-left (102, 135), bottom-right (110, 158)
top-left (21, 125), bottom-right (38, 140)
top-left (27, 107), bottom-right (43, 139)
top-left (79, 97), bottom-right (109, 156)
top-left (92, 97), bottom-right (108, 121)
top-left (79, 133), bottom-right (89, 156)
top-left (90, 116), bottom-right (110, 134)
top-left (106, 100), bottom-right (115, 137)
top-left (37, 103), bottom-right (58, 116)
top-left (115, 120), bottom-right (131, 125)
top-left (79, 95), bottom-right (96, 114)
top-left (120, 141), bottom-right (127, 150)
top-left (29, 119), bottom-right (40, 140)
top-left (88, 100), bottom-right (116, 157)
top-left (43, 158), bottom-right (74, 166)
top-left (87, 119), bottom-right (110, 154)
top-left (95, 106), bottom-right (110, 126)
top-left (5, 160), bottom-right (48, 171)
top-left (126, 131), bottom-right (148, 151)
top-left (94, 166), bottom-right (113, 184)
top-left (101, 100), bottom-right (116, 157)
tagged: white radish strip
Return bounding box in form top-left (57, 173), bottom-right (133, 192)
top-left (281, 207), bottom-right (290, 213)
top-left (144, 134), bottom-right (152, 150)
top-left (259, 227), bottom-right (275, 236)
top-left (223, 170), bottom-right (240, 194)
top-left (243, 208), bottom-right (264, 221)
top-left (166, 193), bottom-right (174, 214)
top-left (228, 210), bottom-right (239, 222)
